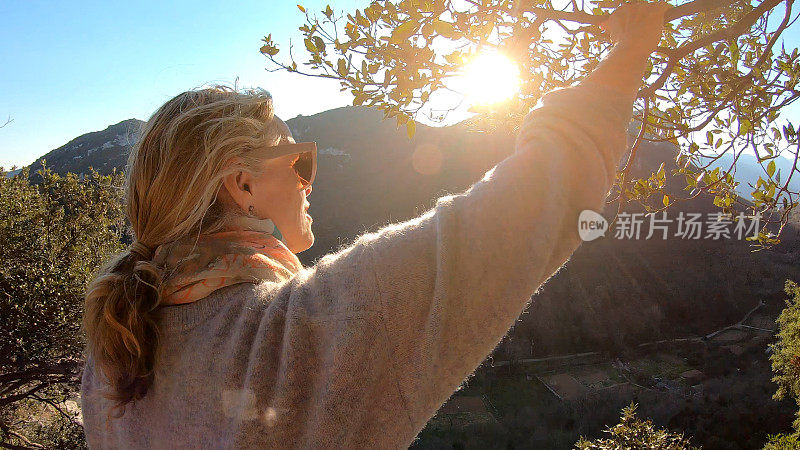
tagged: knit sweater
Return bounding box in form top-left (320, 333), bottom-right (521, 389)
top-left (81, 81), bottom-right (635, 448)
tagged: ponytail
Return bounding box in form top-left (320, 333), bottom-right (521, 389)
top-left (83, 246), bottom-right (163, 418)
top-left (82, 84), bottom-right (282, 419)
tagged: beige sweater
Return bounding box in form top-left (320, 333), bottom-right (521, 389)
top-left (81, 82), bottom-right (634, 448)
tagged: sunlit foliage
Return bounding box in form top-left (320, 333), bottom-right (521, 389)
top-left (261, 0), bottom-right (800, 248)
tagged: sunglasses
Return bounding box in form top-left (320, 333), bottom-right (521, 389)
top-left (265, 142), bottom-right (317, 189)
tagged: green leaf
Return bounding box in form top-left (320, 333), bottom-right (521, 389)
top-left (407, 120), bottom-right (416, 139)
top-left (444, 51), bottom-right (462, 64)
top-left (740, 119), bottom-right (752, 135)
top-left (432, 20), bottom-right (455, 38)
top-left (768, 160), bottom-right (776, 177)
top-left (260, 45), bottom-right (279, 56)
top-left (390, 21), bottom-right (417, 44)
top-left (312, 36), bottom-right (325, 54)
top-left (663, 195), bottom-right (670, 206)
top-left (304, 38), bottom-right (317, 53)
top-left (364, 4), bottom-right (379, 22)
top-left (729, 38), bottom-right (739, 63)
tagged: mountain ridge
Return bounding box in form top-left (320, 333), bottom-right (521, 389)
top-left (11, 106), bottom-right (800, 357)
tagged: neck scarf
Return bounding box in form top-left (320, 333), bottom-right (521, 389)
top-left (152, 216), bottom-right (303, 305)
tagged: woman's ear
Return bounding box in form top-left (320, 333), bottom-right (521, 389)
top-left (221, 167), bottom-right (254, 212)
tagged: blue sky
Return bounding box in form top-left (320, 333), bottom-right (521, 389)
top-left (1, 1), bottom-right (798, 169)
top-left (0, 0), bottom-right (368, 168)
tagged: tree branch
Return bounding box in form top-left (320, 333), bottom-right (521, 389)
top-left (522, 0), bottom-right (741, 25)
top-left (639, 0), bottom-right (784, 97)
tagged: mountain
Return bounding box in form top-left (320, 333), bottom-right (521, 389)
top-left (707, 151), bottom-right (800, 201)
top-left (286, 107), bottom-right (516, 264)
top-left (23, 107), bottom-right (800, 357)
top-left (29, 118), bottom-right (143, 177)
top-left (506, 139), bottom-right (800, 357)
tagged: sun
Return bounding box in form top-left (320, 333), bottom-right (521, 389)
top-left (455, 52), bottom-right (521, 106)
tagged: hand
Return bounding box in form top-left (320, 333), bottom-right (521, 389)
top-left (600, 1), bottom-right (673, 56)
top-left (583, 2), bottom-right (673, 98)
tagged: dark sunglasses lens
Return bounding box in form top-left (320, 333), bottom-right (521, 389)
top-left (293, 151), bottom-right (313, 184)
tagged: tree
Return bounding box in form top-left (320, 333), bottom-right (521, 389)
top-left (575, 402), bottom-right (698, 449)
top-left (0, 162), bottom-right (126, 448)
top-left (261, 0), bottom-right (800, 248)
top-left (763, 432), bottom-right (800, 449)
top-left (769, 279), bottom-right (800, 442)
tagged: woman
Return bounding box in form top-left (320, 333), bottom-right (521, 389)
top-left (81, 2), bottom-right (671, 448)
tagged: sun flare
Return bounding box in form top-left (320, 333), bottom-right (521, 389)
top-left (456, 52), bottom-right (521, 106)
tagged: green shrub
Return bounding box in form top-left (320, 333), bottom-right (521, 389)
top-left (0, 163), bottom-right (125, 447)
top-left (763, 432), bottom-right (800, 449)
top-left (769, 279), bottom-right (800, 433)
top-left (575, 403), bottom-right (698, 449)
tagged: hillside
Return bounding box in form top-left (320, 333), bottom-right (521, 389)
top-left (505, 139), bottom-right (800, 357)
top-left (29, 118), bottom-right (141, 176)
top-left (22, 106), bottom-right (800, 358)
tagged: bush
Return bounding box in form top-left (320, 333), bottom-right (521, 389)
top-left (0, 163), bottom-right (125, 447)
top-left (575, 403), bottom-right (698, 450)
top-left (763, 433), bottom-right (800, 449)
top-left (769, 279), bottom-right (800, 433)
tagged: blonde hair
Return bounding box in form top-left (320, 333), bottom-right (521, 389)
top-left (83, 84), bottom-right (282, 418)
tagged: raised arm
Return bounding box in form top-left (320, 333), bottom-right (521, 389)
top-left (259, 3), bottom-right (672, 447)
top-left (357, 1), bottom-right (673, 438)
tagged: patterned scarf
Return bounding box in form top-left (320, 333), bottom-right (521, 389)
top-left (152, 215), bottom-right (304, 305)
